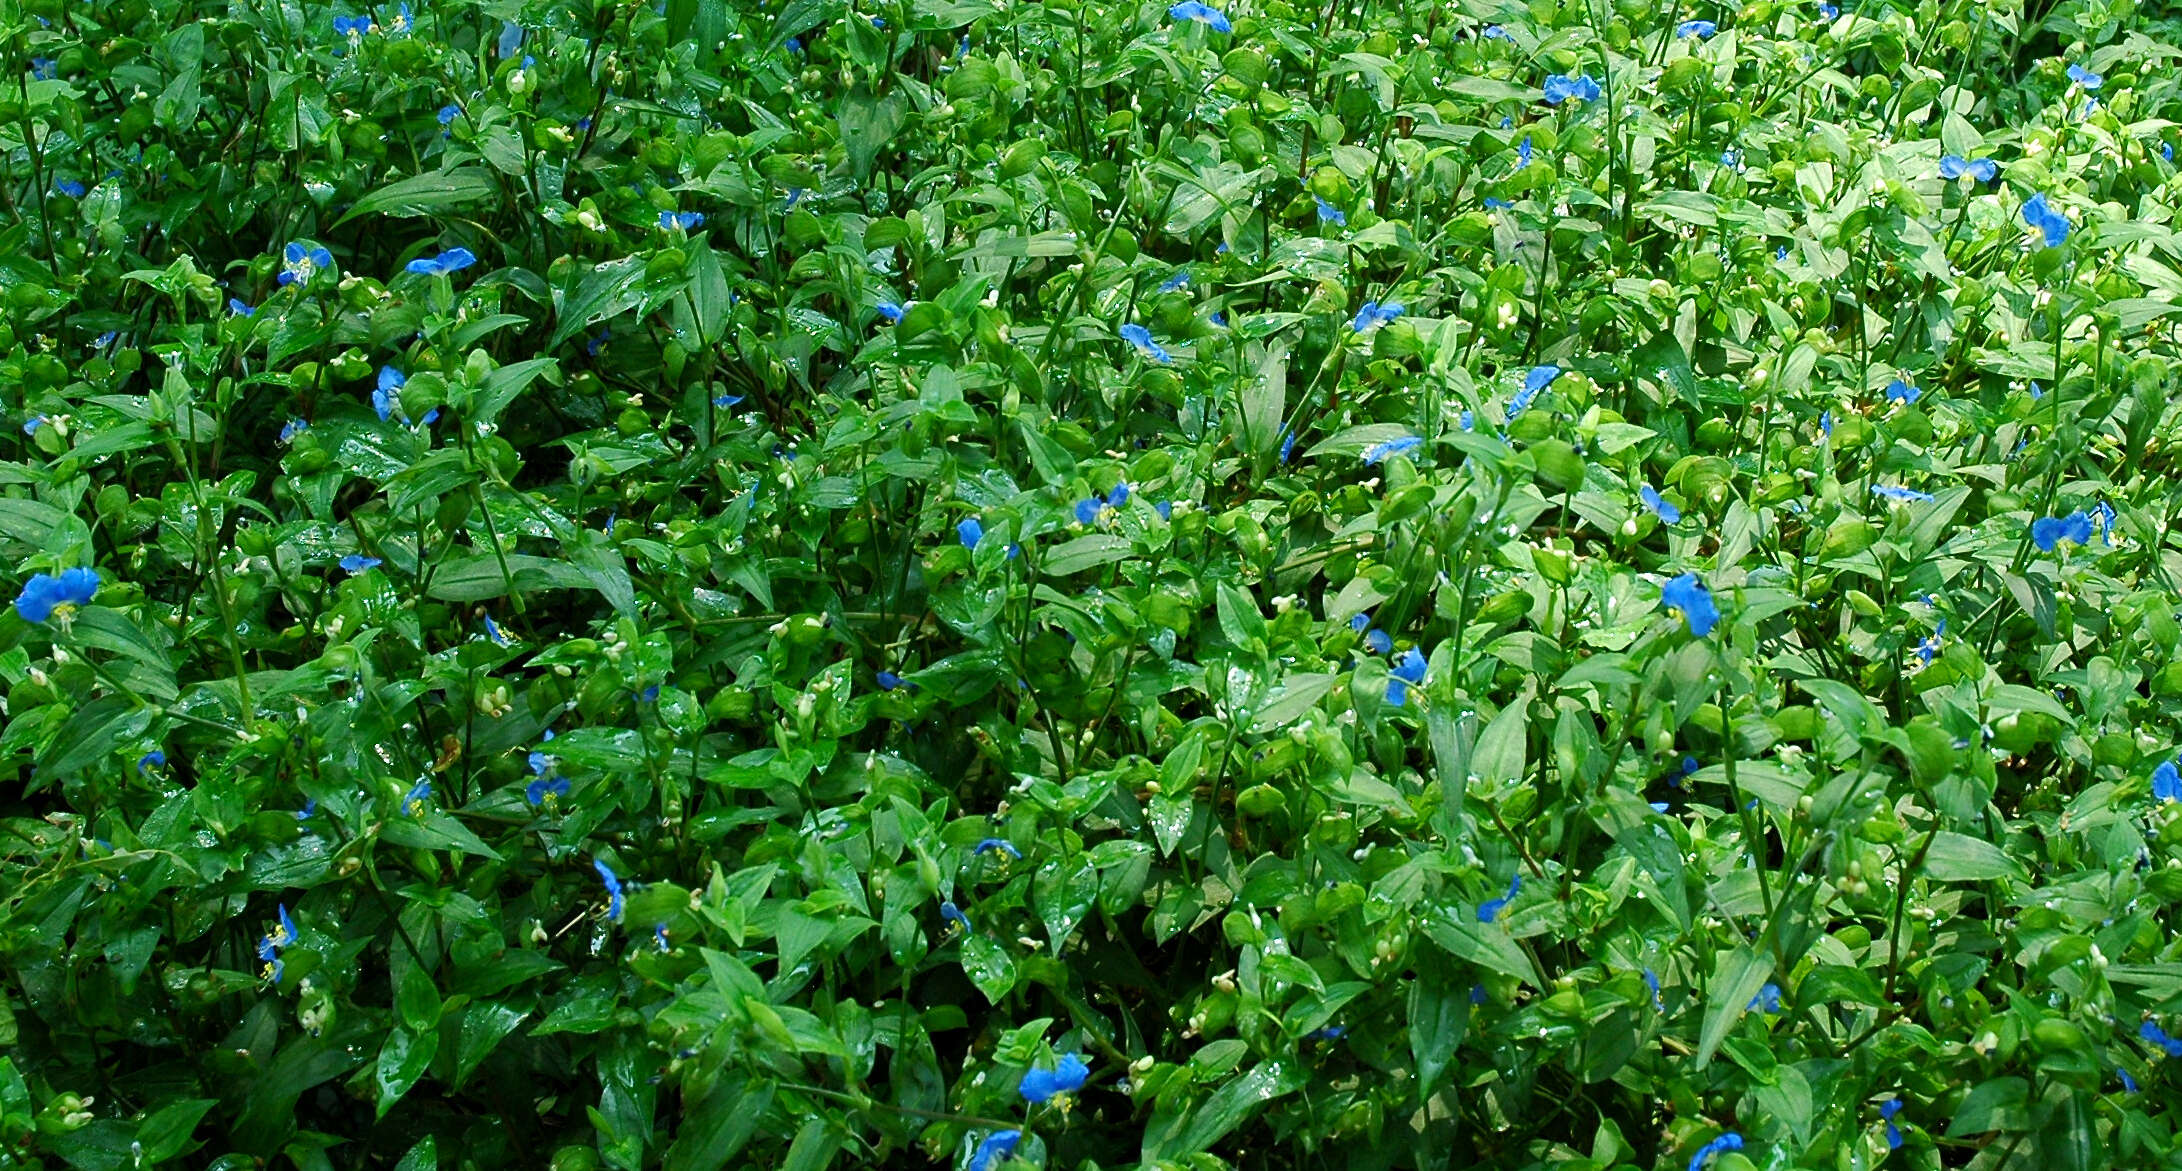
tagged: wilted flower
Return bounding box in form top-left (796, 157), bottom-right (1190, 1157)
top-left (339, 554), bottom-right (382, 573)
top-left (1939, 154), bottom-right (1998, 182)
top-left (1477, 873), bottom-right (1521, 923)
top-left (405, 247), bottom-right (477, 276)
top-left (1643, 968), bottom-right (1664, 1009)
top-left (1168, 1), bottom-right (1232, 31)
top-left (1314, 196), bottom-right (1346, 226)
top-left (14, 568), bottom-right (100, 624)
top-left (1484, 196), bottom-right (1513, 210)
top-left (968, 1130), bottom-right (1022, 1171)
top-left (1676, 19), bottom-right (1717, 37)
top-left (1542, 73), bottom-right (1602, 104)
top-left (1660, 572), bottom-right (1719, 637)
top-left (1020, 1053), bottom-right (1089, 1102)
top-left (1119, 323), bottom-right (1172, 363)
top-left (594, 858), bottom-right (625, 921)
top-left (1872, 485), bottom-right (1935, 503)
top-left (1386, 647), bottom-right (1427, 705)
top-left (279, 242), bottom-right (334, 286)
top-left (1351, 300), bottom-right (1405, 333)
top-left (1640, 484), bottom-right (1681, 523)
top-left (2030, 511), bottom-right (2094, 551)
top-left (2021, 193), bottom-right (2069, 247)
top-left (1363, 435), bottom-right (1423, 463)
top-left (876, 670), bottom-right (904, 691)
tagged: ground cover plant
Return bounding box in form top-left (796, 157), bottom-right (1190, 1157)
top-left (6, 0), bottom-right (2182, 1166)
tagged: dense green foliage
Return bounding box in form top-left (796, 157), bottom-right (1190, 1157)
top-left (9, 0), bottom-right (2182, 1166)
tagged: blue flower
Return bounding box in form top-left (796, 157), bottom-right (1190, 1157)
top-left (1158, 268), bottom-right (1193, 295)
top-left (1483, 25), bottom-right (1513, 40)
top-left (876, 670), bottom-right (905, 691)
top-left (1939, 154), bottom-right (1999, 182)
top-left (54, 179), bottom-right (85, 198)
top-left (659, 211), bottom-right (704, 231)
top-left (527, 771), bottom-right (570, 806)
top-left (1688, 1132), bottom-right (1744, 1171)
top-left (1307, 1025), bottom-right (1346, 1040)
top-left (940, 901), bottom-right (971, 931)
top-left (339, 554), bottom-right (382, 573)
top-left (1884, 378), bottom-right (1920, 403)
top-left (973, 837), bottom-right (1021, 858)
top-left (2140, 1020), bottom-right (2182, 1055)
top-left (1315, 196), bottom-right (1347, 226)
top-left (1168, 1), bottom-right (1233, 32)
top-left (296, 797), bottom-right (317, 820)
top-left (1542, 73), bottom-right (1602, 104)
top-left (969, 1130), bottom-right (1022, 1171)
top-left (1510, 364), bottom-right (1561, 417)
top-left (1872, 485), bottom-right (1935, 503)
top-left (1477, 873), bottom-right (1521, 923)
top-left (1640, 484), bottom-right (1681, 523)
top-left (402, 778), bottom-right (432, 817)
top-left (137, 750), bottom-right (165, 774)
top-left (1351, 300), bottom-right (1405, 333)
top-left (1517, 136), bottom-right (1533, 166)
top-left (1120, 323), bottom-right (1172, 363)
top-left (1818, 410), bottom-right (1833, 439)
top-left (2031, 511), bottom-right (2094, 551)
top-left (1020, 1052), bottom-right (1089, 1102)
top-left (30, 57), bottom-right (56, 80)
top-left (1363, 628), bottom-right (1393, 655)
top-left (1386, 646), bottom-right (1427, 706)
top-left (497, 21), bottom-right (524, 58)
top-left (1748, 982), bottom-right (1782, 1013)
top-left (257, 904), bottom-right (299, 983)
top-left (1643, 967), bottom-right (1664, 1009)
top-left (374, 366), bottom-right (405, 422)
top-left (13, 568), bottom-right (100, 623)
top-left (2152, 760), bottom-right (2181, 802)
top-left (1880, 1098), bottom-right (1905, 1150)
top-left (958, 518), bottom-right (985, 548)
top-left (2094, 500), bottom-right (2116, 544)
top-left (1349, 612), bottom-right (1372, 633)
top-left (333, 14), bottom-right (372, 37)
top-left (229, 298), bottom-right (254, 317)
top-left (1484, 197), bottom-right (1512, 210)
top-left (1677, 19), bottom-right (1717, 37)
top-left (484, 614), bottom-right (512, 645)
top-left (1816, 0), bottom-right (1837, 15)
top-left (1279, 428), bottom-right (1298, 462)
top-left (405, 247), bottom-right (477, 276)
top-left (786, 36), bottom-right (803, 52)
top-left (876, 301), bottom-right (906, 322)
top-left (712, 392), bottom-right (744, 409)
top-left (1720, 148), bottom-right (1742, 168)
top-left (279, 242), bottom-right (333, 286)
top-left (594, 858), bottom-right (625, 921)
top-left (1363, 435), bottom-right (1423, 463)
top-left (1660, 572), bottom-right (1719, 637)
top-left (2022, 193), bottom-right (2069, 247)
top-left (2067, 62), bottom-right (2103, 89)
top-left (21, 416), bottom-right (41, 436)
top-left (2121, 1066), bottom-right (2140, 1093)
top-left (1074, 495), bottom-right (1108, 525)
top-left (384, 2), bottom-right (413, 34)
top-left (1914, 619), bottom-right (1946, 665)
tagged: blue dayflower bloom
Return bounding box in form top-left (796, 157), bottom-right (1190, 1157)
top-left (497, 21), bottom-right (524, 58)
top-left (958, 518), bottom-right (985, 549)
top-left (30, 57), bottom-right (56, 80)
top-left (1872, 485), bottom-right (1935, 503)
top-left (1119, 323), bottom-right (1172, 363)
top-left (1818, 410), bottom-right (1833, 438)
top-left (969, 1130), bottom-right (1022, 1171)
top-left (2022, 193), bottom-right (2069, 247)
top-left (1074, 495), bottom-right (1107, 525)
top-left (1363, 435), bottom-right (1423, 463)
top-left (333, 14), bottom-right (372, 36)
top-left (22, 416), bottom-right (43, 436)
top-left (1483, 24), bottom-right (1513, 40)
top-left (594, 858), bottom-right (625, 921)
top-left (279, 418), bottom-right (308, 443)
top-left (1939, 154), bottom-right (1999, 182)
top-left (13, 568), bottom-right (100, 623)
top-left (659, 211), bottom-right (704, 231)
top-left (2152, 760), bottom-right (2181, 802)
top-left (339, 554), bottom-right (382, 573)
top-left (974, 838), bottom-right (1022, 858)
top-left (1386, 646), bottom-right (1427, 706)
top-left (940, 901), bottom-right (971, 931)
top-left (1542, 73), bottom-right (1602, 104)
top-left (1643, 968), bottom-right (1664, 1008)
top-left (1484, 197), bottom-right (1513, 210)
top-left (786, 36), bottom-right (803, 52)
top-left (1816, 0), bottom-right (1837, 15)
top-left (296, 797), bottom-right (317, 820)
top-left (1884, 378), bottom-right (1920, 403)
top-left (2067, 62), bottom-right (2103, 89)
top-left (1914, 618), bottom-right (1946, 665)
top-left (1660, 572), bottom-right (1719, 637)
top-left (2094, 500), bottom-right (2117, 543)
top-left (1677, 19), bottom-right (1717, 37)
top-left (1351, 300), bottom-right (1405, 333)
top-left (485, 614), bottom-right (512, 646)
top-left (1748, 982), bottom-right (1782, 1012)
top-left (1477, 873), bottom-right (1521, 923)
top-left (2030, 511), bottom-right (2094, 551)
top-left (406, 247), bottom-right (478, 276)
top-left (1509, 365), bottom-right (1559, 417)
top-left (55, 179), bottom-right (85, 198)
top-left (876, 670), bottom-right (904, 691)
top-left (374, 366), bottom-right (405, 422)
top-left (1349, 613), bottom-right (1372, 633)
top-left (876, 301), bottom-right (906, 322)
top-left (2139, 1020), bottom-right (2182, 1055)
top-left (229, 298), bottom-right (254, 317)
top-left (1640, 484), bottom-right (1681, 523)
top-left (383, 2), bottom-right (413, 34)
top-left (1314, 196), bottom-right (1347, 226)
top-left (1881, 1099), bottom-right (1905, 1150)
top-left (402, 778), bottom-right (432, 817)
top-left (1279, 427), bottom-right (1298, 463)
top-left (137, 750), bottom-right (165, 774)
top-left (1517, 136), bottom-right (1533, 166)
top-left (2121, 1066), bottom-right (2139, 1093)
top-left (1168, 1), bottom-right (1233, 31)
top-left (712, 392), bottom-right (744, 409)
top-left (1020, 1053), bottom-right (1089, 1102)
top-left (1363, 628), bottom-right (1393, 655)
top-left (1160, 268), bottom-right (1190, 293)
top-left (1688, 1132), bottom-right (1744, 1171)
top-left (257, 904), bottom-right (299, 983)
top-left (1720, 148), bottom-right (1742, 168)
top-left (279, 242), bottom-right (334, 286)
top-left (527, 771), bottom-right (570, 806)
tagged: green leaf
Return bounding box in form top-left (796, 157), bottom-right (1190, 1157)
top-left (1144, 1061), bottom-right (1308, 1162)
top-left (334, 167), bottom-right (498, 226)
top-left (1694, 946), bottom-right (1773, 1069)
top-left (1923, 831), bottom-right (2026, 882)
top-left (1042, 533), bottom-right (1133, 576)
top-left (452, 1001), bottom-right (528, 1087)
top-left (664, 1079), bottom-right (775, 1171)
top-left (396, 964), bottom-right (441, 1032)
top-left (374, 1027), bottom-right (437, 1119)
top-left (133, 1098), bottom-right (216, 1164)
top-left (960, 934), bottom-right (1018, 1003)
